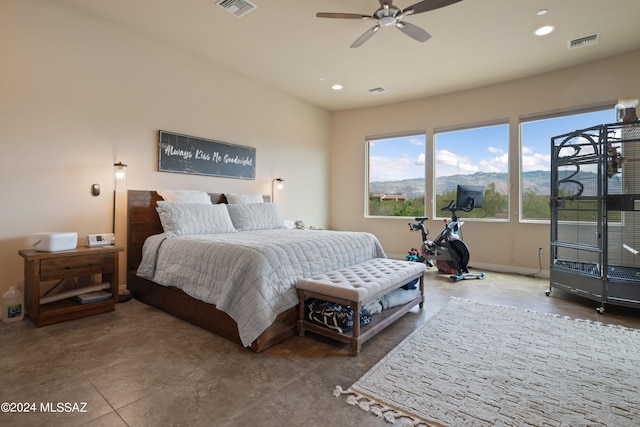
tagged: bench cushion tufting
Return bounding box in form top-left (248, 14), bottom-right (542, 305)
top-left (296, 258), bottom-right (426, 303)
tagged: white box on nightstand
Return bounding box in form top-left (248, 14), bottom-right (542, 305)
top-left (33, 232), bottom-right (78, 252)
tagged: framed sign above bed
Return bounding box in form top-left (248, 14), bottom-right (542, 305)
top-left (158, 130), bottom-right (256, 180)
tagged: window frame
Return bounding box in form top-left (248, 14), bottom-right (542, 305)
top-left (432, 119), bottom-right (510, 221)
top-left (519, 101), bottom-right (616, 223)
top-left (365, 131), bottom-right (427, 219)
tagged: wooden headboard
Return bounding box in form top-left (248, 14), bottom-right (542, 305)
top-left (126, 190), bottom-right (269, 277)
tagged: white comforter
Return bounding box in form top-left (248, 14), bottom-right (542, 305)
top-left (137, 229), bottom-right (386, 347)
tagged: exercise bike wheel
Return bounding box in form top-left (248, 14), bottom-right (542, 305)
top-left (446, 239), bottom-right (470, 273)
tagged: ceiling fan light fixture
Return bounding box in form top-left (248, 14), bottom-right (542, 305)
top-left (317, 0), bottom-right (460, 47)
top-left (379, 16), bottom-right (397, 26)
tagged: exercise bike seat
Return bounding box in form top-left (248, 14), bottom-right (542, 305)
top-left (414, 216), bottom-right (429, 222)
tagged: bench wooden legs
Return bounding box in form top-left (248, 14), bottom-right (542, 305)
top-left (296, 289), bottom-right (306, 337)
top-left (351, 301), bottom-right (362, 354)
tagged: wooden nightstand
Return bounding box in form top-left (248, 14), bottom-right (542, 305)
top-left (18, 246), bottom-right (124, 327)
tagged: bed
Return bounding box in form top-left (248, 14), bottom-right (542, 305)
top-left (127, 190), bottom-right (386, 352)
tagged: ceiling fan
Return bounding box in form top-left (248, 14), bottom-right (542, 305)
top-left (317, 0), bottom-right (462, 48)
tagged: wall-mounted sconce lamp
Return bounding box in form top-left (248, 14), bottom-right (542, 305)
top-left (114, 162), bottom-right (127, 192)
top-left (272, 178), bottom-right (284, 203)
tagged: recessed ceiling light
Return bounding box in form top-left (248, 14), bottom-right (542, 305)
top-left (534, 25), bottom-right (554, 36)
top-left (537, 9), bottom-right (548, 16)
top-left (331, 84), bottom-right (343, 91)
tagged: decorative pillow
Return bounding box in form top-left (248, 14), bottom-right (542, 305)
top-left (226, 203), bottom-right (285, 231)
top-left (157, 190), bottom-right (212, 204)
top-left (225, 193), bottom-right (264, 204)
top-left (156, 201), bottom-right (236, 237)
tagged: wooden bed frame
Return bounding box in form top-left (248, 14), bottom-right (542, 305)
top-left (126, 190), bottom-right (297, 352)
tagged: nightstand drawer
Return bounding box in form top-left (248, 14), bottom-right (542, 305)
top-left (40, 253), bottom-right (115, 281)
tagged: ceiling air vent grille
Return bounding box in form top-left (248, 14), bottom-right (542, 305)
top-left (568, 34), bottom-right (599, 50)
top-left (216, 0), bottom-right (257, 17)
top-left (368, 86), bottom-right (388, 95)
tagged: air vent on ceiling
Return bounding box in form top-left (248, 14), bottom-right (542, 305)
top-left (368, 86), bottom-right (388, 95)
top-left (568, 34), bottom-right (599, 50)
top-left (216, 0), bottom-right (257, 17)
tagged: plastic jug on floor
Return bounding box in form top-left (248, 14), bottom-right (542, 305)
top-left (2, 286), bottom-right (24, 323)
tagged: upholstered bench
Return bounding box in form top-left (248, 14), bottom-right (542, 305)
top-left (296, 258), bottom-right (426, 354)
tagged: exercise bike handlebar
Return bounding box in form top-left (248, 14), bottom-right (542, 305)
top-left (408, 196), bottom-right (473, 232)
top-left (457, 199), bottom-right (475, 213)
top-left (441, 199), bottom-right (475, 214)
top-left (441, 200), bottom-right (455, 212)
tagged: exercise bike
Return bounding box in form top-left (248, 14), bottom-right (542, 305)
top-left (408, 190), bottom-right (485, 282)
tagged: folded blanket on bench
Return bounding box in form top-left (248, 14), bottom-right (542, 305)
top-left (364, 287), bottom-right (423, 314)
top-left (381, 287), bottom-right (422, 310)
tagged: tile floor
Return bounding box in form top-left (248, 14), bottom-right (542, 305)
top-left (2, 268), bottom-right (639, 427)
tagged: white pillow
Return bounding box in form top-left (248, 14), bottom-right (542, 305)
top-left (225, 193), bottom-right (264, 204)
top-left (158, 190), bottom-right (212, 204)
top-left (156, 202), bottom-right (236, 237)
top-left (226, 203), bottom-right (285, 231)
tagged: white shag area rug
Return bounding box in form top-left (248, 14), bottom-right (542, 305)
top-left (335, 298), bottom-right (640, 426)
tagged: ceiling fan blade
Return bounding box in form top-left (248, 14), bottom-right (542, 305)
top-left (350, 25), bottom-right (380, 48)
top-left (316, 12), bottom-right (371, 20)
top-left (396, 21), bottom-right (432, 43)
top-left (403, 0), bottom-right (462, 15)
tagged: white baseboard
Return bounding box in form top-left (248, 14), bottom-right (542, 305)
top-left (387, 253), bottom-right (550, 279)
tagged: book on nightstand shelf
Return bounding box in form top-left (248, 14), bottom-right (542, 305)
top-left (74, 291), bottom-right (112, 304)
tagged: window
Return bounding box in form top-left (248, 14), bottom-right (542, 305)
top-left (520, 108), bottom-right (615, 221)
top-left (434, 123), bottom-right (509, 219)
top-left (367, 134), bottom-right (426, 217)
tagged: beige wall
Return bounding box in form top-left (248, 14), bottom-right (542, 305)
top-left (0, 0), bottom-right (330, 296)
top-left (329, 48), bottom-right (640, 275)
top-left (2, 0), bottom-right (640, 299)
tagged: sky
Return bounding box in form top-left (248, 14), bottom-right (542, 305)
top-left (368, 135), bottom-right (426, 182)
top-left (521, 109), bottom-right (614, 172)
top-left (435, 125), bottom-right (508, 177)
top-left (368, 108), bottom-right (615, 183)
